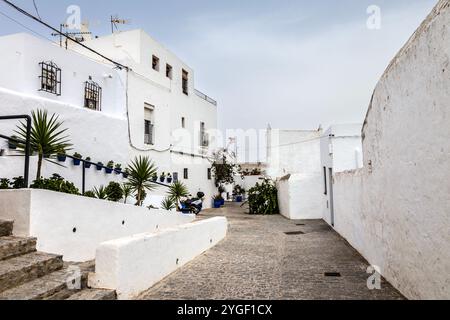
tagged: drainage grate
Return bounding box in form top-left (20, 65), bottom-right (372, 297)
top-left (284, 231), bottom-right (305, 235)
top-left (324, 272), bottom-right (342, 277)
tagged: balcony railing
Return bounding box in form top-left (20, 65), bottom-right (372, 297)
top-left (195, 89), bottom-right (217, 106)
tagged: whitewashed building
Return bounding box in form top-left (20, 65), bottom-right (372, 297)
top-left (0, 30), bottom-right (218, 207)
top-left (266, 125), bottom-right (362, 220)
top-left (320, 124), bottom-right (363, 226)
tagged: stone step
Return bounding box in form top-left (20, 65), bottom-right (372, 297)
top-left (0, 220), bottom-right (13, 237)
top-left (0, 237), bottom-right (37, 261)
top-left (0, 252), bottom-right (63, 293)
top-left (66, 289), bottom-right (117, 300)
top-left (0, 265), bottom-right (89, 300)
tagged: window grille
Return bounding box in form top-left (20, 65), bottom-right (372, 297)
top-left (84, 80), bottom-right (102, 111)
top-left (39, 61), bottom-right (61, 95)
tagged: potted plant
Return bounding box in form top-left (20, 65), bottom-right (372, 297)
top-left (73, 152), bottom-right (82, 166)
top-left (84, 157), bottom-right (92, 169)
top-left (213, 194), bottom-right (223, 209)
top-left (96, 162), bottom-right (104, 171)
top-left (122, 168), bottom-right (129, 179)
top-left (57, 148), bottom-right (67, 162)
top-left (160, 172), bottom-right (166, 183)
top-left (167, 173), bottom-right (173, 184)
top-left (114, 163), bottom-right (122, 174)
top-left (8, 135), bottom-right (19, 150)
top-left (105, 161), bottom-right (114, 174)
top-left (152, 172), bottom-right (158, 182)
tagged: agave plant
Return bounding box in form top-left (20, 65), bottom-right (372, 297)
top-left (93, 186), bottom-right (108, 200)
top-left (167, 181), bottom-right (189, 210)
top-left (161, 197), bottom-right (176, 211)
top-left (15, 109), bottom-right (72, 181)
top-left (125, 156), bottom-right (158, 206)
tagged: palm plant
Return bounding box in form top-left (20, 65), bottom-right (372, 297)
top-left (125, 156), bottom-right (158, 206)
top-left (15, 109), bottom-right (71, 181)
top-left (161, 197), bottom-right (176, 211)
top-left (167, 181), bottom-right (189, 210)
top-left (121, 183), bottom-right (133, 204)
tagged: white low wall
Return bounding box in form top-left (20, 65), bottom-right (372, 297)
top-left (277, 173), bottom-right (325, 220)
top-left (89, 217), bottom-right (228, 299)
top-left (0, 189), bottom-right (195, 262)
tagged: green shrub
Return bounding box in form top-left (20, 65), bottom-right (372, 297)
top-left (105, 181), bottom-right (124, 202)
top-left (161, 197), bottom-right (176, 211)
top-left (0, 178), bottom-right (10, 189)
top-left (83, 191), bottom-right (96, 198)
top-left (93, 186), bottom-right (108, 200)
top-left (31, 174), bottom-right (80, 195)
top-left (247, 179), bottom-right (279, 215)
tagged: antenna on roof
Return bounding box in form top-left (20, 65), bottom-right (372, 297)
top-left (110, 15), bottom-right (131, 34)
top-left (51, 23), bottom-right (92, 49)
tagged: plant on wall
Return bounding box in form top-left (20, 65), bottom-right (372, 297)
top-left (15, 109), bottom-right (72, 181)
top-left (125, 156), bottom-right (158, 206)
top-left (0, 178), bottom-right (10, 189)
top-left (121, 183), bottom-right (133, 204)
top-left (167, 181), bottom-right (189, 210)
top-left (247, 179), bottom-right (279, 215)
top-left (161, 197), bottom-right (176, 211)
top-left (30, 174), bottom-right (80, 195)
top-left (105, 181), bottom-right (124, 202)
top-left (83, 191), bottom-right (96, 198)
top-left (93, 186), bottom-right (108, 200)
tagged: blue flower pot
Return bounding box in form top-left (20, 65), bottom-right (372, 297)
top-left (105, 168), bottom-right (113, 174)
top-left (84, 162), bottom-right (92, 169)
top-left (214, 200), bottom-right (222, 209)
top-left (115, 169), bottom-right (122, 175)
top-left (96, 164), bottom-right (103, 171)
top-left (57, 155), bottom-right (66, 162)
top-left (8, 142), bottom-right (17, 150)
top-left (160, 177), bottom-right (165, 183)
top-left (73, 159), bottom-right (81, 166)
top-left (220, 199), bottom-right (225, 206)
top-left (236, 196), bottom-right (243, 203)
top-left (122, 172), bottom-right (129, 179)
top-left (167, 178), bottom-right (173, 184)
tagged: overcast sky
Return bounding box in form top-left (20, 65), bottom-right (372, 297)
top-left (0, 0), bottom-right (438, 160)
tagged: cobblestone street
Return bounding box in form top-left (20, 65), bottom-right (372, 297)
top-left (138, 203), bottom-right (404, 300)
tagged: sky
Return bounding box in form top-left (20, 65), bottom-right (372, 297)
top-left (0, 0), bottom-right (438, 160)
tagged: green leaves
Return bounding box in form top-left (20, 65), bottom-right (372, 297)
top-left (125, 156), bottom-right (158, 206)
top-left (161, 197), bottom-right (177, 211)
top-left (15, 109), bottom-right (71, 180)
top-left (248, 179), bottom-right (279, 215)
top-left (167, 181), bottom-right (189, 204)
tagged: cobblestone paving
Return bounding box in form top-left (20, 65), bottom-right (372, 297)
top-left (138, 203), bottom-right (404, 300)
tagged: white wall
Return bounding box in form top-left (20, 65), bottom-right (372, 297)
top-left (267, 129), bottom-right (326, 219)
top-left (332, 0), bottom-right (450, 300)
top-left (0, 189), bottom-right (195, 262)
top-left (89, 217), bottom-right (228, 299)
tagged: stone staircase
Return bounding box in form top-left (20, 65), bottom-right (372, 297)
top-left (0, 219), bottom-right (116, 300)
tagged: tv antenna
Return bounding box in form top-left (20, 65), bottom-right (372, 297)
top-left (110, 15), bottom-right (131, 34)
top-left (51, 23), bottom-right (92, 49)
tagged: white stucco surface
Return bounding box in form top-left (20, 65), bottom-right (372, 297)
top-left (89, 217), bottom-right (228, 300)
top-left (332, 0), bottom-right (450, 300)
top-left (0, 189), bottom-right (195, 262)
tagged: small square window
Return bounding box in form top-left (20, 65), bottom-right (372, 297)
top-left (39, 61), bottom-right (61, 96)
top-left (173, 172), bottom-right (179, 183)
top-left (184, 168), bottom-right (189, 180)
top-left (152, 55), bottom-right (160, 71)
top-left (166, 64), bottom-right (173, 79)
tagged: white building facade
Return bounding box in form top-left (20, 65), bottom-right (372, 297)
top-left (0, 31), bottom-right (218, 208)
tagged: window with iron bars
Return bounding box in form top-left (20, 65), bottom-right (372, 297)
top-left (39, 61), bottom-right (61, 96)
top-left (144, 120), bottom-right (154, 145)
top-left (84, 80), bottom-right (102, 111)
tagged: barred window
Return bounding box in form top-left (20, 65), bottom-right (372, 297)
top-left (84, 80), bottom-right (102, 111)
top-left (39, 61), bottom-right (61, 95)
